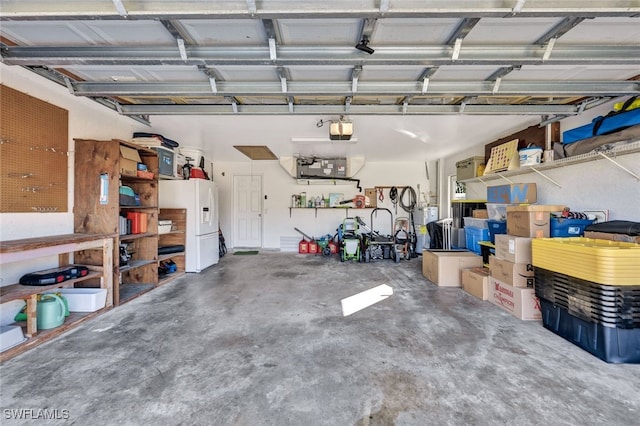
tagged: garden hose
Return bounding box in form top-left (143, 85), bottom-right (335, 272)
top-left (400, 186), bottom-right (419, 257)
top-left (399, 186), bottom-right (417, 213)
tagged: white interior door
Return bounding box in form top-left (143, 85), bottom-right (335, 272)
top-left (233, 175), bottom-right (262, 248)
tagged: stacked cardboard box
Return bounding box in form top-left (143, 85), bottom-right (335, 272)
top-left (483, 183), bottom-right (564, 320)
top-left (461, 267), bottom-right (490, 300)
top-left (422, 250), bottom-right (483, 287)
top-left (489, 234), bottom-right (539, 320)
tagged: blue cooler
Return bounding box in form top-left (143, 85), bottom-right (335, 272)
top-left (550, 217), bottom-right (595, 237)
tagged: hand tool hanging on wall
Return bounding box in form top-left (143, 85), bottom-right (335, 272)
top-left (389, 186), bottom-right (398, 214)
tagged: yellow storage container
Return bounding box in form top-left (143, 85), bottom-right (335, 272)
top-left (532, 237), bottom-right (640, 286)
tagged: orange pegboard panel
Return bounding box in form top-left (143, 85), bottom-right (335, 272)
top-left (1, 85), bottom-right (69, 213)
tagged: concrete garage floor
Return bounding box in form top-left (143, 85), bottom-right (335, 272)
top-left (1, 252), bottom-right (638, 425)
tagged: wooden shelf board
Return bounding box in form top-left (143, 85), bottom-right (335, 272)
top-left (119, 259), bottom-right (156, 273)
top-left (119, 205), bottom-right (159, 210)
top-left (120, 232), bottom-right (158, 242)
top-left (0, 233), bottom-right (116, 255)
top-left (118, 283), bottom-right (155, 304)
top-left (0, 309), bottom-right (108, 363)
top-left (161, 230), bottom-right (185, 235)
top-left (158, 252), bottom-right (185, 262)
top-left (158, 271), bottom-right (186, 286)
top-left (0, 271), bottom-right (103, 304)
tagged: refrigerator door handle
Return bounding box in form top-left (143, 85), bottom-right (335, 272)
top-left (207, 187), bottom-right (214, 226)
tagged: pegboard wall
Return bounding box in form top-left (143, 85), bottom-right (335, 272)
top-left (0, 85), bottom-right (69, 213)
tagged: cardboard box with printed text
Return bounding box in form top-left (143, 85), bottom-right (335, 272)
top-left (489, 276), bottom-right (541, 320)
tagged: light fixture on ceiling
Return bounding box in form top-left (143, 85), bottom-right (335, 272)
top-left (355, 36), bottom-right (375, 55)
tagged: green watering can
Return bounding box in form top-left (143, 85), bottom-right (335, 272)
top-left (36, 294), bottom-right (66, 330)
top-left (15, 293), bottom-right (69, 322)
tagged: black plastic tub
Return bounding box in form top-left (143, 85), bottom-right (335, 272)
top-left (540, 298), bottom-right (640, 364)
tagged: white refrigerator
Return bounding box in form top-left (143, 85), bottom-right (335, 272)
top-left (159, 179), bottom-right (219, 272)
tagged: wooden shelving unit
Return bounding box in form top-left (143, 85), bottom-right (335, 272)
top-left (74, 139), bottom-right (159, 306)
top-left (158, 208), bottom-right (186, 286)
top-left (0, 233), bottom-right (115, 362)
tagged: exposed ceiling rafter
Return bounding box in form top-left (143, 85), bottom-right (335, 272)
top-left (118, 103), bottom-right (581, 116)
top-left (67, 80), bottom-right (640, 98)
top-left (445, 18), bottom-right (481, 45)
top-left (3, 5), bottom-right (639, 20)
top-left (4, 44), bottom-right (639, 66)
top-left (535, 17), bottom-right (587, 45)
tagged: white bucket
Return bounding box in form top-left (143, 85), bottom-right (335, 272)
top-left (179, 147), bottom-right (205, 166)
top-left (519, 147), bottom-right (543, 167)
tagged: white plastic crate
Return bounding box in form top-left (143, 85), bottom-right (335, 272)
top-left (158, 220), bottom-right (173, 234)
top-left (486, 204), bottom-right (516, 221)
top-left (45, 288), bottom-right (107, 312)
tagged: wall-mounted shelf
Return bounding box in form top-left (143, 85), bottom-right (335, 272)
top-left (0, 232), bottom-right (114, 362)
top-left (462, 140), bottom-right (640, 188)
top-left (289, 206), bottom-right (374, 218)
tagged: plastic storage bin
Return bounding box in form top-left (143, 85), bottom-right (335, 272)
top-left (486, 203), bottom-right (514, 221)
top-left (487, 220), bottom-right (507, 244)
top-left (534, 267), bottom-right (640, 329)
top-left (540, 298), bottom-right (640, 363)
top-left (532, 237), bottom-right (640, 286)
top-left (465, 226), bottom-right (490, 255)
top-left (44, 288), bottom-right (107, 312)
top-left (550, 217), bottom-right (595, 237)
top-left (158, 220), bottom-right (173, 234)
top-left (463, 217), bottom-right (488, 228)
top-left (456, 156), bottom-right (485, 181)
top-left (0, 325), bottom-right (27, 353)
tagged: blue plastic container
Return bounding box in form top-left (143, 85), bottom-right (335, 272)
top-left (487, 220), bottom-right (507, 243)
top-left (540, 298), bottom-right (640, 364)
top-left (465, 226), bottom-right (490, 255)
top-left (550, 217), bottom-right (594, 237)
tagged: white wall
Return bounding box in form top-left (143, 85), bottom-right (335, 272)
top-left (211, 160), bottom-right (430, 249)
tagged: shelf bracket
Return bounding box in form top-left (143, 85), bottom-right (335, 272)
top-left (598, 152), bottom-right (640, 181)
top-left (496, 172), bottom-right (514, 184)
top-left (475, 176), bottom-right (489, 187)
top-left (529, 167), bottom-right (562, 188)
